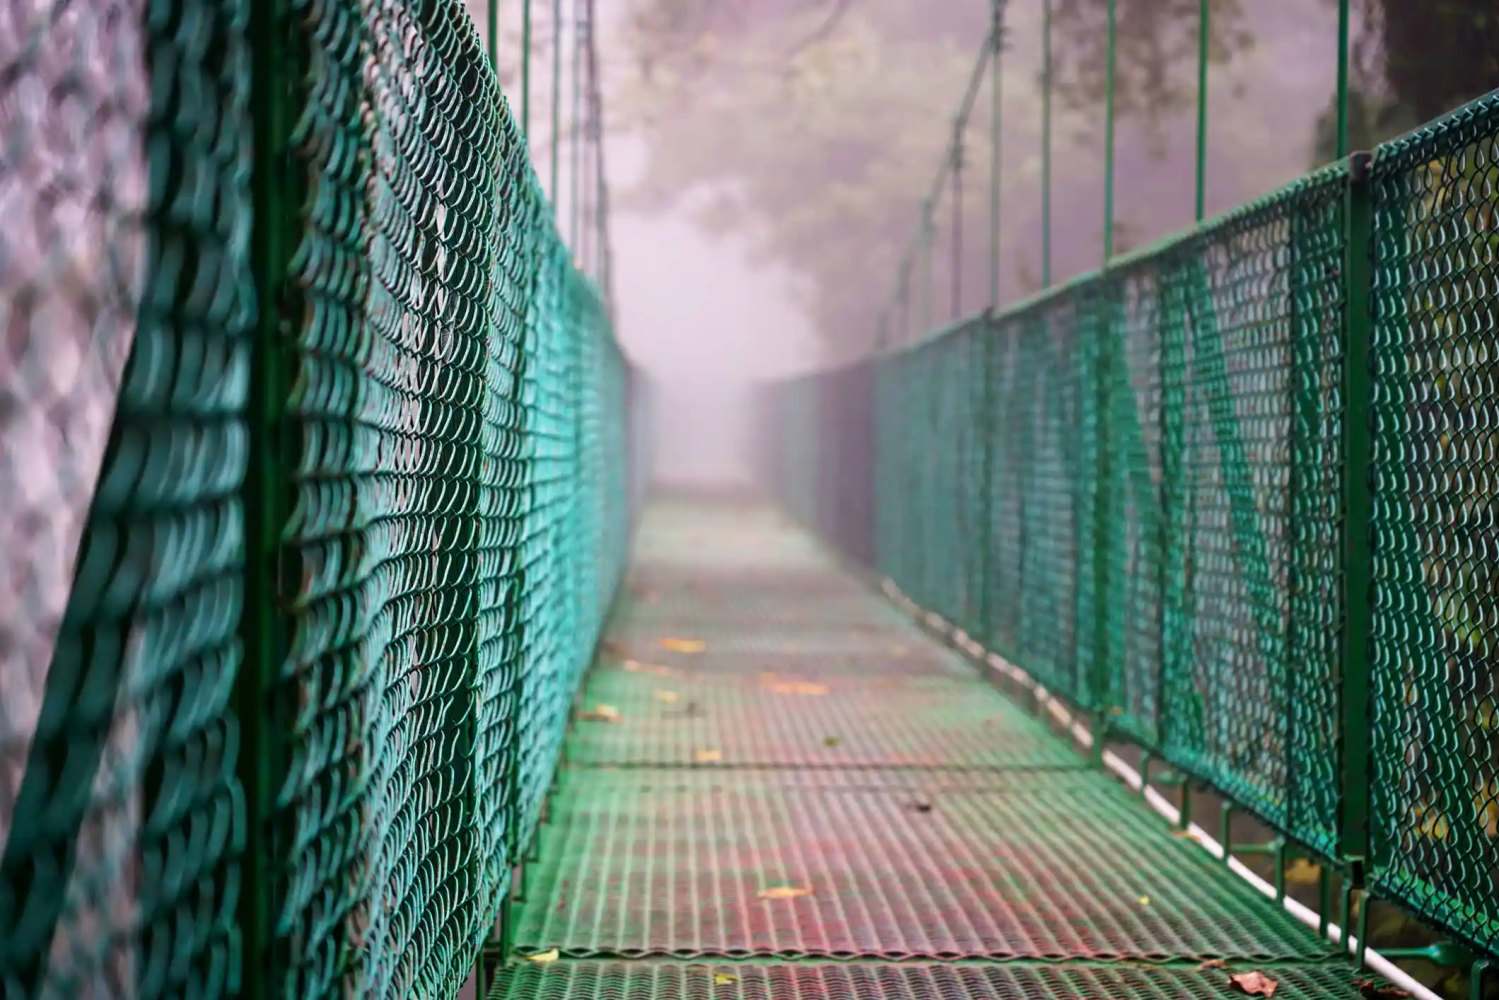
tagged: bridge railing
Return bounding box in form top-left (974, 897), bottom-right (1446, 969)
top-left (0, 2), bottom-right (644, 999)
top-left (759, 89), bottom-right (1499, 963)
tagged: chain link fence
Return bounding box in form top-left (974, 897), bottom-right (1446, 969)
top-left (761, 91), bottom-right (1499, 961)
top-left (0, 2), bottom-right (644, 999)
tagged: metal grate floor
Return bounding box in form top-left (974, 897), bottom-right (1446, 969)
top-left (497, 500), bottom-right (1366, 996)
top-left (490, 961), bottom-right (1388, 1000)
top-left (517, 771), bottom-right (1329, 962)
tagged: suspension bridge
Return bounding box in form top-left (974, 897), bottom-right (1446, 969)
top-left (1, 2), bottom-right (1496, 1000)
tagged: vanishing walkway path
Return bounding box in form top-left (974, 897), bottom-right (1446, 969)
top-left (488, 498), bottom-right (1379, 1000)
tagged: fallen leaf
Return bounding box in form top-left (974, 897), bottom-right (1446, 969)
top-left (1353, 979), bottom-right (1411, 1000)
top-left (1137, 895), bottom-right (1151, 906)
top-left (695, 749), bottom-right (723, 763)
top-left (1475, 777), bottom-right (1499, 838)
top-left (1172, 829), bottom-right (1198, 840)
top-left (823, 736), bottom-right (841, 747)
top-left (1108, 706), bottom-right (1125, 716)
top-left (758, 885), bottom-right (812, 900)
top-left (766, 680), bottom-right (829, 696)
top-left (656, 690), bottom-right (680, 704)
top-left (1284, 858), bottom-right (1321, 886)
top-left (1412, 803), bottom-right (1451, 840)
top-left (526, 948), bottom-right (560, 963)
top-left (624, 659), bottom-right (676, 677)
top-left (715, 973), bottom-right (737, 985)
top-left (1228, 971), bottom-right (1278, 997)
top-left (910, 801), bottom-right (933, 814)
top-left (601, 639), bottom-right (628, 658)
top-left (1198, 959), bottom-right (1227, 970)
top-left (661, 637), bottom-right (707, 653)
top-left (578, 704), bottom-right (621, 723)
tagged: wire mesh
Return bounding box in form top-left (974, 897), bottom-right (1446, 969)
top-left (1, 1), bottom-right (640, 998)
top-left (1368, 90), bottom-right (1499, 956)
top-left (0, 3), bottom-right (252, 999)
top-left (761, 168), bottom-right (1349, 865)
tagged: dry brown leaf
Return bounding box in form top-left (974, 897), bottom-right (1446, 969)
top-left (758, 885), bottom-right (812, 900)
top-left (766, 680), bottom-right (829, 696)
top-left (1228, 971), bottom-right (1278, 997)
top-left (1198, 959), bottom-right (1227, 970)
top-left (661, 637), bottom-right (707, 653)
top-left (578, 704), bottom-right (621, 723)
top-left (1284, 857), bottom-right (1321, 886)
top-left (1172, 829), bottom-right (1200, 840)
top-left (1353, 978), bottom-right (1411, 1000)
top-left (526, 948), bottom-right (560, 963)
top-left (656, 690), bottom-right (680, 704)
top-left (694, 749), bottom-right (723, 763)
top-left (1108, 706), bottom-right (1125, 716)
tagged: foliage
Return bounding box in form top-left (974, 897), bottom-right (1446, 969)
top-left (616, 0), bottom-right (1261, 359)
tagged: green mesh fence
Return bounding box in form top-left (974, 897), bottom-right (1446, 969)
top-left (1368, 91), bottom-right (1499, 956)
top-left (760, 92), bottom-right (1499, 960)
top-left (0, 2), bottom-right (642, 998)
top-left (1, 3), bottom-right (253, 998)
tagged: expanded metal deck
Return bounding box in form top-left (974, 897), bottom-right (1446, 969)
top-left (492, 500), bottom-right (1384, 997)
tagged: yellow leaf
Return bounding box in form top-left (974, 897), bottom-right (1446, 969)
top-left (758, 885), bottom-right (812, 900)
top-left (661, 637), bottom-right (707, 653)
top-left (766, 680), bottom-right (829, 696)
top-left (1475, 778), bottom-right (1499, 838)
top-left (1284, 858), bottom-right (1321, 886)
top-left (823, 736), bottom-right (841, 747)
top-left (578, 704), bottom-right (621, 723)
top-left (1413, 804), bottom-right (1451, 840)
top-left (714, 973), bottom-right (737, 985)
top-left (1137, 895), bottom-right (1151, 906)
top-left (695, 749), bottom-right (723, 763)
top-left (526, 948), bottom-right (560, 963)
top-left (624, 660), bottom-right (676, 677)
top-left (656, 690), bottom-right (680, 704)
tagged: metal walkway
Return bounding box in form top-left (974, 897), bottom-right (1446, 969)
top-left (487, 498), bottom-right (1384, 1000)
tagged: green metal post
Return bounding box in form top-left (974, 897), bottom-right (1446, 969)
top-left (989, 0), bottom-right (1003, 306)
top-left (952, 129), bottom-right (964, 319)
top-left (571, 0), bottom-right (581, 252)
top-left (1090, 286), bottom-right (1116, 749)
top-left (522, 0), bottom-right (533, 134)
top-left (1195, 0), bottom-right (1209, 221)
top-left (1102, 0), bottom-right (1117, 264)
top-left (550, 0), bottom-right (562, 208)
top-left (1336, 0), bottom-right (1351, 159)
top-left (922, 210), bottom-right (935, 333)
top-left (245, 1), bottom-right (294, 995)
top-left (1338, 151), bottom-right (1375, 869)
top-left (488, 0), bottom-right (499, 68)
top-left (1041, 0), bottom-right (1053, 287)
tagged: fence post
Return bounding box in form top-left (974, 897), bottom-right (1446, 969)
top-left (1338, 150), bottom-right (1375, 876)
top-left (1089, 283), bottom-right (1117, 754)
top-left (243, 1), bottom-right (295, 994)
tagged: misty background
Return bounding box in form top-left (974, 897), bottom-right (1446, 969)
top-left (463, 0), bottom-right (1497, 489)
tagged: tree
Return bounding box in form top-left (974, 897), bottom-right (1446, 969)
top-left (615, 0), bottom-right (1273, 359)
